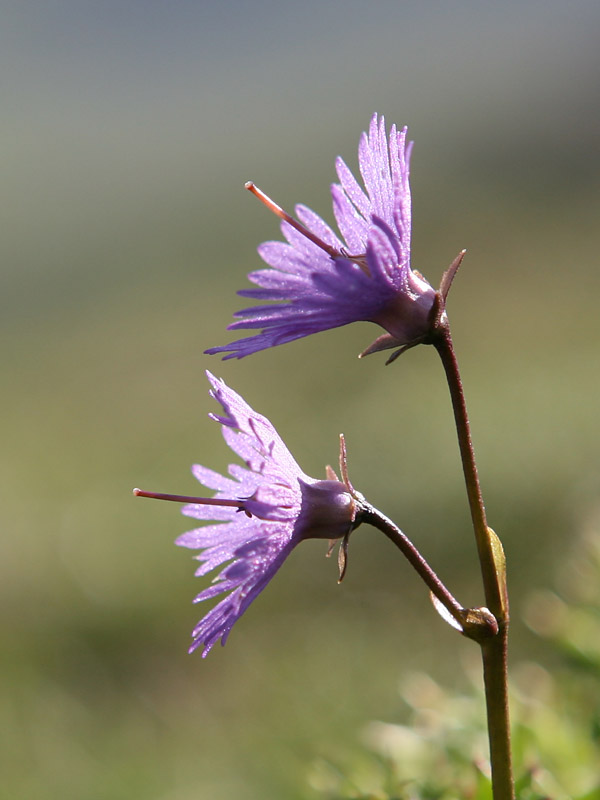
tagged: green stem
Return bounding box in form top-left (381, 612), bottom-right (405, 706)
top-left (482, 627), bottom-right (513, 800)
top-left (433, 324), bottom-right (514, 800)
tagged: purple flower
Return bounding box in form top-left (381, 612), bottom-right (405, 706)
top-left (206, 114), bottom-right (438, 361)
top-left (135, 372), bottom-right (359, 656)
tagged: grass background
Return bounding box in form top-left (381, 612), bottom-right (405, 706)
top-left (2, 2), bottom-right (599, 798)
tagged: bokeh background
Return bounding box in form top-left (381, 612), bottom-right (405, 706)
top-left (2, 2), bottom-right (599, 798)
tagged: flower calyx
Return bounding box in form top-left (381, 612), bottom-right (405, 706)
top-left (363, 249), bottom-right (467, 365)
top-left (323, 434), bottom-right (367, 582)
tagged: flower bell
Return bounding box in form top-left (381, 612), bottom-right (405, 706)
top-left (206, 114), bottom-right (439, 362)
top-left (135, 372), bottom-right (361, 656)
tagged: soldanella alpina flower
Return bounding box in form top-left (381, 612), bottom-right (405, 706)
top-left (206, 114), bottom-right (440, 362)
top-left (134, 372), bottom-right (360, 656)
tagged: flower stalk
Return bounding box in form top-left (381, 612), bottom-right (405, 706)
top-left (433, 325), bottom-right (506, 621)
top-left (482, 628), bottom-right (513, 800)
top-left (433, 320), bottom-right (514, 800)
top-left (360, 502), bottom-right (470, 634)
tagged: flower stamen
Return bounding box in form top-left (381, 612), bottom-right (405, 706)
top-left (133, 488), bottom-right (250, 514)
top-left (245, 181), bottom-right (340, 259)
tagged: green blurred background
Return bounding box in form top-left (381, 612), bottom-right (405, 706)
top-left (2, 2), bottom-right (599, 798)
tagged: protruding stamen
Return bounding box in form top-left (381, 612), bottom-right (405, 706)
top-left (245, 181), bottom-right (340, 259)
top-left (133, 488), bottom-right (247, 511)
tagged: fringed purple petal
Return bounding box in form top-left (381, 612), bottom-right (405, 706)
top-left (176, 519), bottom-right (254, 548)
top-left (294, 204), bottom-right (344, 250)
top-left (182, 502), bottom-right (236, 521)
top-left (215, 406), bottom-right (302, 483)
top-left (334, 155), bottom-right (370, 220)
top-left (257, 240), bottom-right (330, 275)
top-left (331, 182), bottom-right (369, 253)
top-left (189, 538), bottom-right (296, 656)
top-left (241, 268), bottom-right (307, 295)
top-left (190, 463), bottom-right (240, 493)
top-left (366, 217), bottom-right (405, 289)
top-left (280, 220), bottom-right (333, 264)
top-left (358, 115), bottom-right (394, 223)
top-left (205, 328), bottom-right (318, 360)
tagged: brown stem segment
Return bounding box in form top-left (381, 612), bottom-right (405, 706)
top-left (360, 502), bottom-right (466, 630)
top-left (433, 327), bottom-right (505, 620)
top-left (432, 322), bottom-right (514, 800)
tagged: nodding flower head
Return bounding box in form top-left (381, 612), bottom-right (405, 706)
top-left (134, 372), bottom-right (361, 656)
top-left (206, 114), bottom-right (441, 363)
